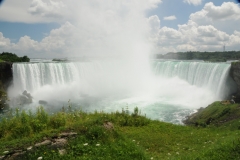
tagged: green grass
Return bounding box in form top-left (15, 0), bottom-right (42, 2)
top-left (0, 59), bottom-right (4, 62)
top-left (184, 101), bottom-right (240, 128)
top-left (0, 105), bottom-right (240, 159)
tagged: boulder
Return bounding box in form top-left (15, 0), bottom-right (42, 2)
top-left (39, 100), bottom-right (48, 105)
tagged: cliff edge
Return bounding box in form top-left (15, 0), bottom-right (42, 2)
top-left (230, 61), bottom-right (240, 102)
top-left (0, 62), bottom-right (13, 89)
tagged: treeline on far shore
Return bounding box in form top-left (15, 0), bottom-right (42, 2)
top-left (155, 51), bottom-right (240, 62)
top-left (0, 52), bottom-right (30, 63)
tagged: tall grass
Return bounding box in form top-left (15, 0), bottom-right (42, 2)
top-left (0, 106), bottom-right (239, 159)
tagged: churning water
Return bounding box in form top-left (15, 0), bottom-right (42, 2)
top-left (9, 60), bottom-right (237, 124)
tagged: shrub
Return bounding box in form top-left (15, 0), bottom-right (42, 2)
top-left (49, 112), bottom-right (66, 129)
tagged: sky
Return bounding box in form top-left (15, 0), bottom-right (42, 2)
top-left (0, 0), bottom-right (240, 58)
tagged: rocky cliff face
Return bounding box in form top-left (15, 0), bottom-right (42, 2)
top-left (230, 61), bottom-right (240, 102)
top-left (0, 62), bottom-right (12, 111)
top-left (0, 62), bottom-right (13, 89)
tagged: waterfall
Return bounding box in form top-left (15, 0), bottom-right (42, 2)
top-left (154, 61), bottom-right (235, 99)
top-left (10, 60), bottom-right (237, 124)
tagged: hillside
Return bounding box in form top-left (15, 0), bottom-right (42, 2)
top-left (0, 105), bottom-right (240, 160)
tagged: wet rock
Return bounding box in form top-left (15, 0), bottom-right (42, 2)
top-left (0, 62), bottom-right (13, 89)
top-left (39, 100), bottom-right (48, 105)
top-left (230, 62), bottom-right (240, 103)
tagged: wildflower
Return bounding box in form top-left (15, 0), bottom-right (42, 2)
top-left (132, 140), bottom-right (135, 142)
top-left (37, 157), bottom-right (43, 160)
top-left (96, 144), bottom-right (100, 146)
top-left (83, 143), bottom-right (88, 146)
top-left (168, 153), bottom-right (171, 156)
top-left (151, 157), bottom-right (154, 159)
top-left (176, 152), bottom-right (179, 155)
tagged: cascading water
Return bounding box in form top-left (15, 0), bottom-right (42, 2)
top-left (9, 60), bottom-right (237, 124)
top-left (154, 60), bottom-right (235, 99)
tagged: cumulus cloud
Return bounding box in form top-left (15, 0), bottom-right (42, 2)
top-left (183, 0), bottom-right (202, 6)
top-left (191, 2), bottom-right (240, 23)
top-left (0, 0), bottom-right (163, 58)
top-left (190, 2), bottom-right (240, 34)
top-left (164, 15), bottom-right (176, 21)
top-left (28, 0), bottom-right (65, 18)
top-left (148, 15), bottom-right (161, 33)
top-left (0, 0), bottom-right (63, 23)
top-left (204, 2), bottom-right (240, 20)
top-left (148, 15), bottom-right (239, 54)
top-left (0, 0), bottom-right (240, 57)
top-left (147, 2), bottom-right (240, 54)
top-left (0, 33), bottom-right (11, 48)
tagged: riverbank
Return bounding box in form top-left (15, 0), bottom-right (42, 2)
top-left (0, 105), bottom-right (240, 160)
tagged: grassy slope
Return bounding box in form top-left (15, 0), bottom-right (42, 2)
top-left (0, 104), bottom-right (240, 160)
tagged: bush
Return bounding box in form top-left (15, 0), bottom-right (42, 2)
top-left (49, 112), bottom-right (66, 129)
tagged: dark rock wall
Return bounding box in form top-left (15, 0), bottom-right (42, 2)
top-left (230, 62), bottom-right (240, 102)
top-left (0, 62), bottom-right (13, 89)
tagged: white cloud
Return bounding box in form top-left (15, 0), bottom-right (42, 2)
top-left (0, 33), bottom-right (11, 48)
top-left (28, 0), bottom-right (65, 18)
top-left (190, 2), bottom-right (240, 34)
top-left (148, 15), bottom-right (161, 33)
top-left (149, 12), bottom-right (239, 54)
top-left (0, 0), bottom-right (239, 57)
top-left (183, 0), bottom-right (202, 6)
top-left (148, 2), bottom-right (240, 54)
top-left (204, 2), bottom-right (240, 21)
top-left (0, 0), bottom-right (163, 58)
top-left (163, 15), bottom-right (176, 21)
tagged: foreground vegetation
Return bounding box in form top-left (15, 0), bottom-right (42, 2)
top-left (0, 103), bottom-right (240, 159)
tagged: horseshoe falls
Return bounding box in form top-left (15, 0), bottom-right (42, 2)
top-left (9, 60), bottom-right (237, 124)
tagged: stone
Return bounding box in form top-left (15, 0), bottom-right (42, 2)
top-left (103, 121), bottom-right (114, 130)
top-left (59, 149), bottom-right (66, 155)
top-left (39, 100), bottom-right (48, 105)
top-left (35, 140), bottom-right (51, 147)
top-left (27, 146), bottom-right (33, 151)
top-left (51, 138), bottom-right (68, 149)
top-left (59, 132), bottom-right (77, 138)
top-left (8, 151), bottom-right (25, 160)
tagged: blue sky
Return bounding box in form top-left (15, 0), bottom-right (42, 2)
top-left (0, 0), bottom-right (239, 58)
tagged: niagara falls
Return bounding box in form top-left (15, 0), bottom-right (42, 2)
top-left (8, 59), bottom-right (237, 124)
top-left (1, 0), bottom-right (240, 159)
